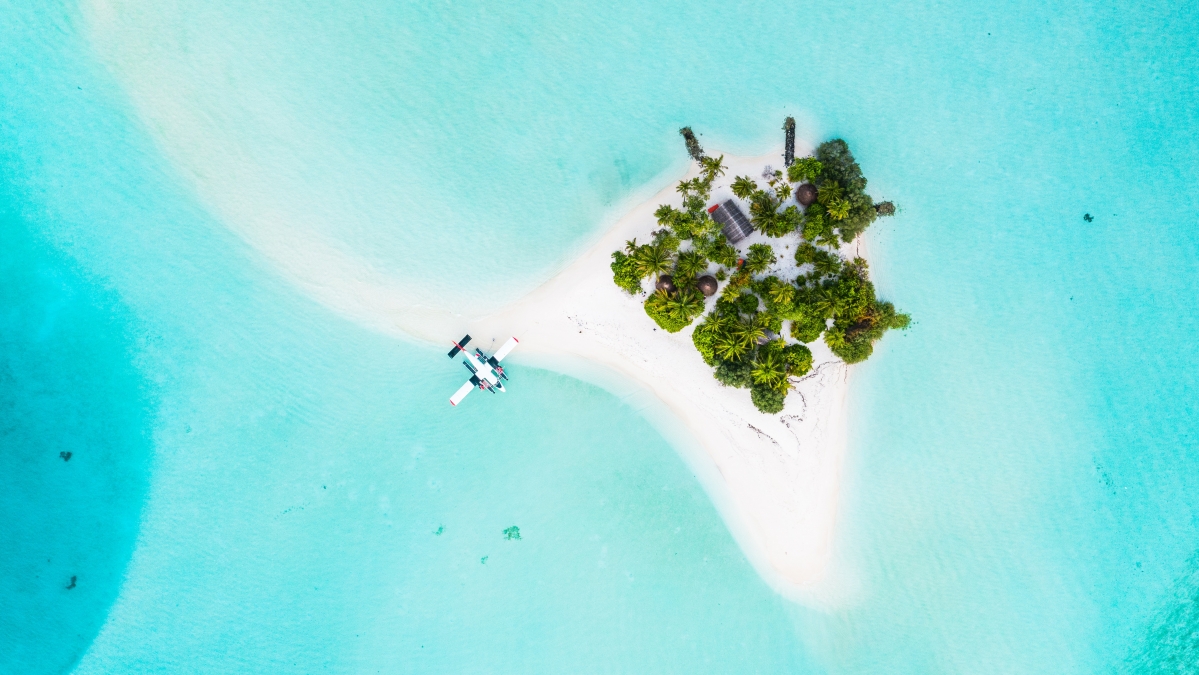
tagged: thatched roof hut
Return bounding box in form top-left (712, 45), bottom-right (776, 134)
top-left (655, 275), bottom-right (677, 294)
top-left (696, 275), bottom-right (718, 297)
top-left (795, 183), bottom-right (817, 207)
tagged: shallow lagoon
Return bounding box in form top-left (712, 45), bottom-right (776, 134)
top-left (2, 0), bottom-right (1198, 672)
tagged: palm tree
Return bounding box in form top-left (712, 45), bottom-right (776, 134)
top-left (823, 326), bottom-right (848, 352)
top-left (744, 244), bottom-right (776, 275)
top-left (675, 250), bottom-right (708, 279)
top-left (813, 254), bottom-right (842, 278)
top-left (767, 280), bottom-right (794, 307)
top-left (624, 238), bottom-right (639, 255)
top-left (700, 155), bottom-right (726, 182)
top-left (808, 285), bottom-right (839, 319)
top-left (654, 205), bottom-right (680, 228)
top-left (826, 197), bottom-right (851, 221)
top-left (676, 178), bottom-right (701, 196)
top-left (731, 176), bottom-right (757, 200)
top-left (710, 318), bottom-right (744, 360)
top-left (713, 336), bottom-right (746, 361)
top-left (706, 316), bottom-right (749, 361)
top-left (667, 289), bottom-right (704, 321)
top-left (816, 181), bottom-right (844, 206)
top-left (751, 350), bottom-right (788, 390)
top-left (732, 319), bottom-right (766, 352)
top-left (633, 244), bottom-right (673, 279)
top-left (816, 226), bottom-right (841, 248)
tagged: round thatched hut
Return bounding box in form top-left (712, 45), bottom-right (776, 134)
top-left (655, 275), bottom-right (677, 294)
top-left (795, 183), bottom-right (817, 207)
top-left (696, 275), bottom-right (718, 297)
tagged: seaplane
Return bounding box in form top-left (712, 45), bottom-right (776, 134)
top-left (447, 334), bottom-right (519, 406)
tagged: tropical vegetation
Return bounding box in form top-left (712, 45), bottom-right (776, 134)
top-left (609, 131), bottom-right (908, 414)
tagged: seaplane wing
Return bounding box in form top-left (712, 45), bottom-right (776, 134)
top-left (492, 337), bottom-right (519, 362)
top-left (449, 381), bottom-right (475, 407)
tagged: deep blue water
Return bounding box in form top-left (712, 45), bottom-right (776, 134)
top-left (0, 215), bottom-right (150, 672)
top-left (2, 0), bottom-right (1198, 673)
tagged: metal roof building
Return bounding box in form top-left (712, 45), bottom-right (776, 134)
top-left (708, 199), bottom-right (753, 244)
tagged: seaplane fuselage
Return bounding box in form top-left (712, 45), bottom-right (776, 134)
top-left (448, 335), bottom-right (519, 406)
top-left (460, 347), bottom-right (506, 392)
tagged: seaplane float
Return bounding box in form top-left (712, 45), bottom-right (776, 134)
top-left (446, 334), bottom-right (519, 406)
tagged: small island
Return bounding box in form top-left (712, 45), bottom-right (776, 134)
top-left (256, 120), bottom-right (913, 596)
top-left (610, 123), bottom-right (908, 413)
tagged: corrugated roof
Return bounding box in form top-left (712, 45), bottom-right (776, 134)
top-left (710, 199), bottom-right (753, 243)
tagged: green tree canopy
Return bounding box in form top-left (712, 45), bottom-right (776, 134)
top-left (610, 251), bottom-right (643, 294)
top-left (674, 249), bottom-right (709, 279)
top-left (787, 157), bottom-right (824, 183)
top-left (751, 349), bottom-right (788, 391)
top-left (815, 140), bottom-right (879, 242)
top-left (745, 244), bottom-right (777, 275)
top-left (750, 383), bottom-right (786, 414)
top-left (731, 176), bottom-right (758, 199)
top-left (699, 155), bottom-right (726, 183)
top-left (782, 343), bottom-right (813, 376)
top-left (633, 242), bottom-right (674, 279)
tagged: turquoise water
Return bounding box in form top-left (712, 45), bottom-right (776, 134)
top-left (3, 0), bottom-right (1198, 673)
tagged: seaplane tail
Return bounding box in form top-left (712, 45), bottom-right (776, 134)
top-left (447, 335), bottom-right (519, 406)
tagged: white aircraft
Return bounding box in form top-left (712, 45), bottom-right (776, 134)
top-left (447, 334), bottom-right (519, 406)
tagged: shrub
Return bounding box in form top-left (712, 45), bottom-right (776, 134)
top-left (691, 317), bottom-right (719, 365)
top-left (815, 140), bottom-right (865, 192)
top-left (735, 292), bottom-right (761, 316)
top-left (750, 383), bottom-right (787, 414)
top-left (714, 359), bottom-right (754, 388)
top-left (828, 300), bottom-right (911, 363)
top-left (644, 291), bottom-right (690, 332)
top-left (787, 157), bottom-right (823, 183)
top-left (611, 251), bottom-right (643, 294)
top-left (789, 313), bottom-right (826, 343)
top-left (794, 243), bottom-right (842, 277)
top-left (755, 276), bottom-right (794, 310)
top-left (759, 309), bottom-right (783, 333)
top-left (745, 244), bottom-right (776, 275)
top-left (802, 209), bottom-right (838, 247)
top-left (710, 241), bottom-right (739, 267)
top-left (782, 343), bottom-right (813, 376)
top-left (825, 327), bottom-right (873, 363)
top-left (794, 243), bottom-right (820, 265)
top-left (652, 230), bottom-right (681, 253)
top-left (696, 234), bottom-right (738, 268)
top-left (760, 205), bottom-right (802, 237)
top-left (791, 257), bottom-right (911, 362)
